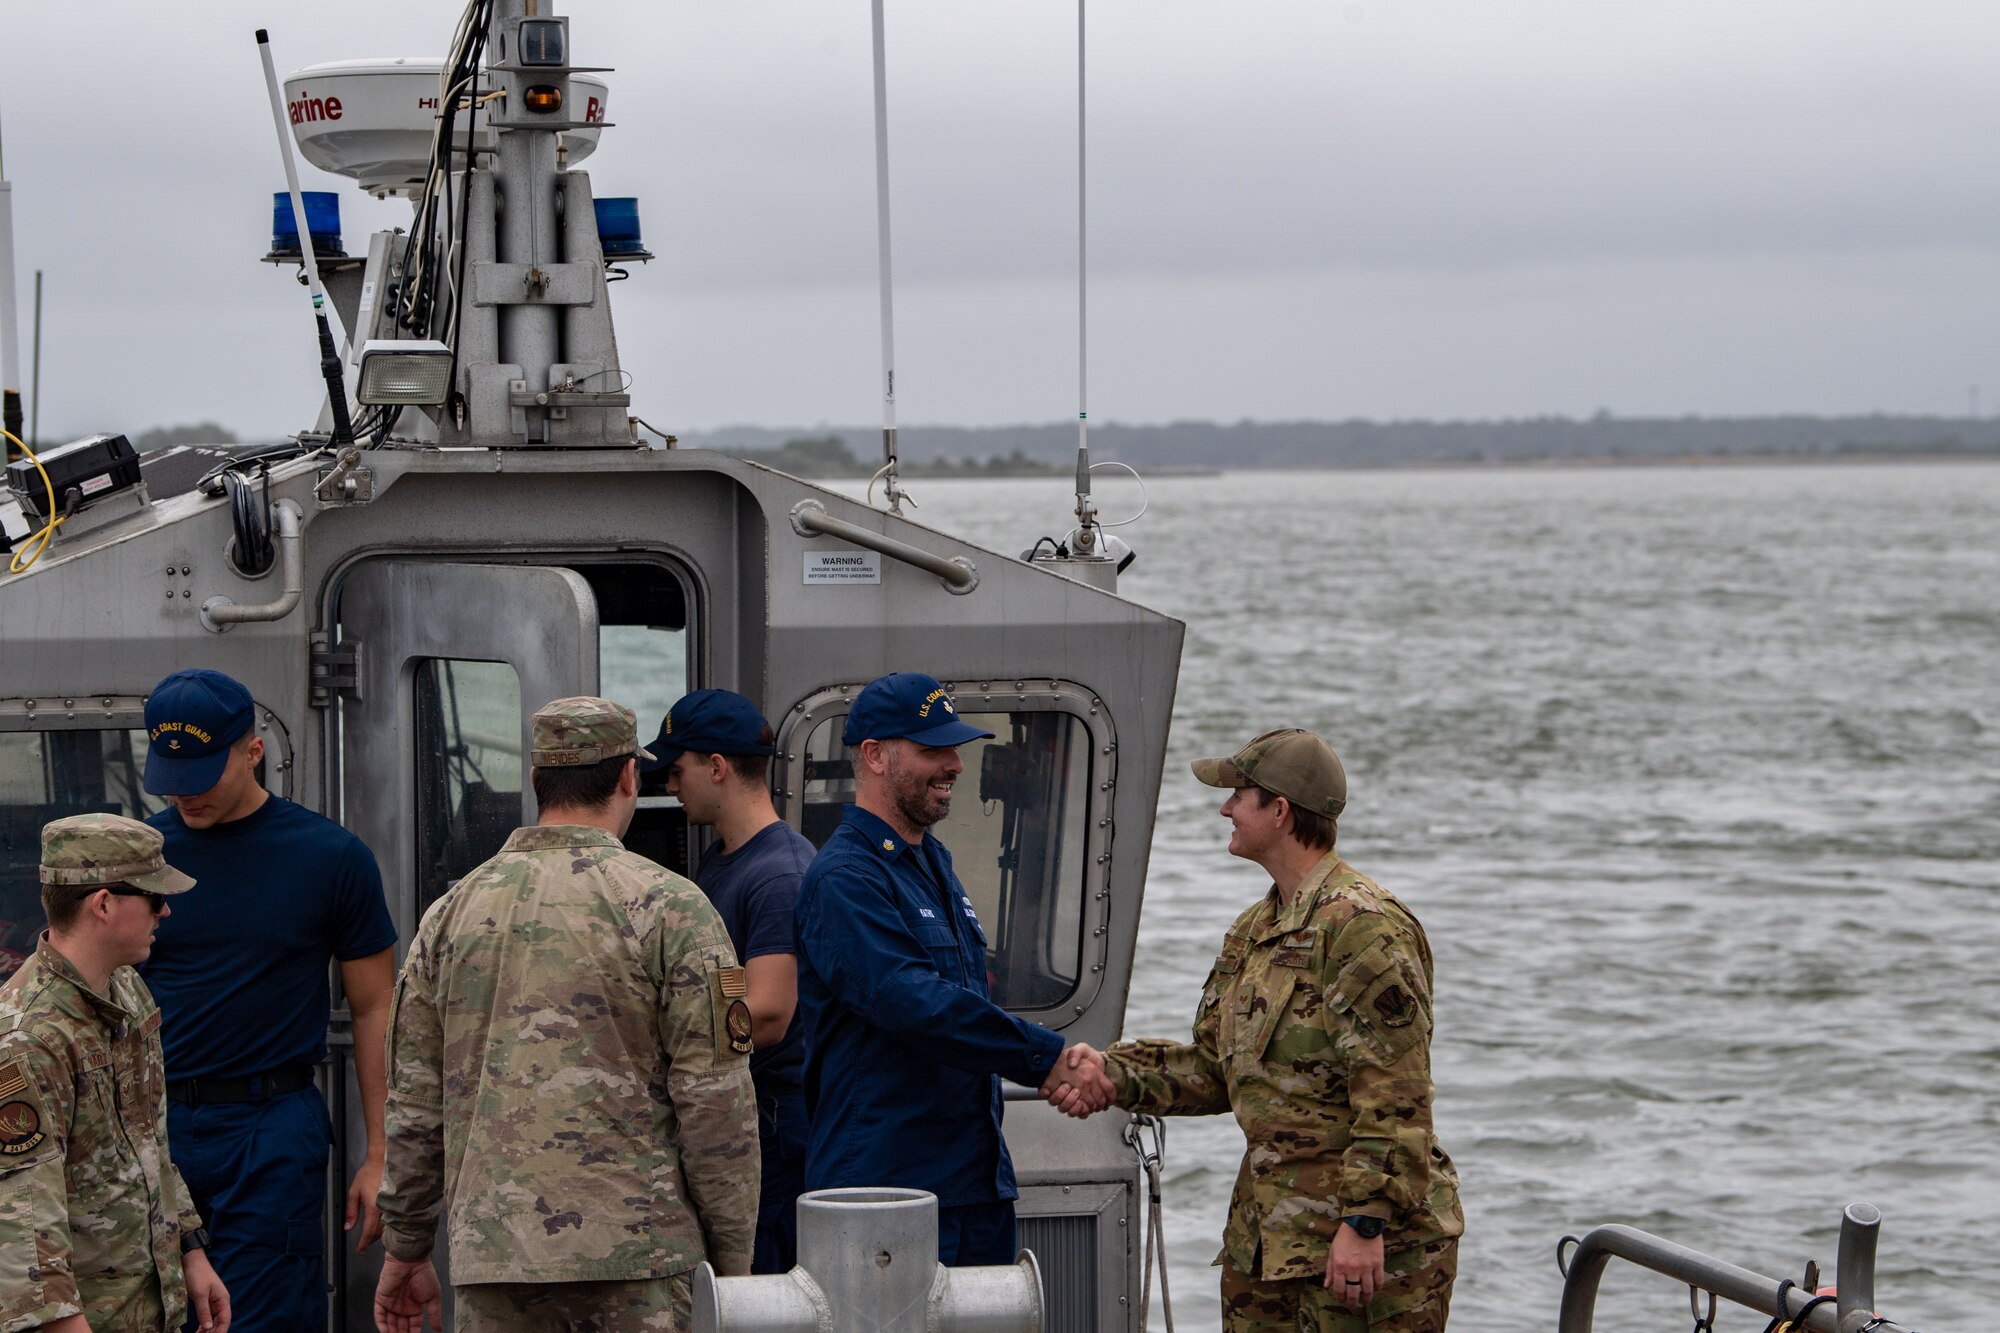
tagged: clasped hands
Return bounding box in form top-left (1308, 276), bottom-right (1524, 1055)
top-left (1038, 1042), bottom-right (1117, 1119)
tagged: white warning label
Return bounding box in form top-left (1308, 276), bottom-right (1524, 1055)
top-left (804, 551), bottom-right (882, 584)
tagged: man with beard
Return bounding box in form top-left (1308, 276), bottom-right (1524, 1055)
top-left (792, 673), bottom-right (1113, 1266)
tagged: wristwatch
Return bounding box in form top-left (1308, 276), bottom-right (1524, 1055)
top-left (180, 1226), bottom-right (212, 1254)
top-left (1341, 1215), bottom-right (1386, 1239)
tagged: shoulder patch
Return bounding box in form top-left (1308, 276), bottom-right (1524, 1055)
top-left (718, 966), bottom-right (749, 999)
top-left (0, 1061), bottom-right (26, 1100)
top-left (0, 1099), bottom-right (46, 1156)
top-left (726, 1000), bottom-right (755, 1055)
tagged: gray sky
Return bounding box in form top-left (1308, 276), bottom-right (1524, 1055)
top-left (5, 0), bottom-right (2000, 442)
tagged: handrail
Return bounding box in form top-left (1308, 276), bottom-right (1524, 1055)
top-left (1558, 1206), bottom-right (1915, 1333)
top-left (201, 499), bottom-right (304, 631)
top-left (790, 499), bottom-right (977, 594)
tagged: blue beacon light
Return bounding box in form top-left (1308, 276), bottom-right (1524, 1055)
top-left (593, 197), bottom-right (653, 261)
top-left (268, 191), bottom-right (345, 259)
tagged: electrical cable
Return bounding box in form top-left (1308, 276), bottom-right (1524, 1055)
top-left (221, 465), bottom-right (274, 576)
top-left (2, 427), bottom-right (61, 573)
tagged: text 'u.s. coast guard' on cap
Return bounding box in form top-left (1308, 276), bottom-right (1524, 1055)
top-left (841, 673), bottom-right (995, 748)
top-left (143, 668), bottom-right (257, 797)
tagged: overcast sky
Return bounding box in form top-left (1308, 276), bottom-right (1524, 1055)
top-left (5, 0), bottom-right (2000, 442)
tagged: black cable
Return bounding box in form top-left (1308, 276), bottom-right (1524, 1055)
top-left (444, 1), bottom-right (491, 407)
top-left (221, 466), bottom-right (274, 576)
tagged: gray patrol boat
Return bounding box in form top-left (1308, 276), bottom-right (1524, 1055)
top-left (0, 3), bottom-right (1934, 1331)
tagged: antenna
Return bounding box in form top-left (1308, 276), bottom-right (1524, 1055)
top-left (255, 28), bottom-right (356, 446)
top-left (869, 0), bottom-right (907, 513)
top-left (0, 101), bottom-right (25, 463)
top-left (1071, 0), bottom-right (1100, 554)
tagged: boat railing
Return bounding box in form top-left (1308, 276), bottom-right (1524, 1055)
top-left (1558, 1203), bottom-right (1919, 1333)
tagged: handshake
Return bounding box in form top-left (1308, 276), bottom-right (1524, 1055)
top-left (1038, 1043), bottom-right (1117, 1119)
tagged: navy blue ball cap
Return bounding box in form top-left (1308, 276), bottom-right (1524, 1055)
top-left (842, 673), bottom-right (995, 748)
top-left (640, 689), bottom-right (777, 774)
top-left (143, 669), bottom-right (256, 796)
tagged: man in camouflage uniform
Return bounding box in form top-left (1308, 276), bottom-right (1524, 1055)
top-left (0, 814), bottom-right (230, 1333)
top-left (1062, 730), bottom-right (1462, 1332)
top-left (374, 697), bottom-right (759, 1333)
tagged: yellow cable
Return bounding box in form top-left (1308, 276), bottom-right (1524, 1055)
top-left (2, 428), bottom-right (64, 574)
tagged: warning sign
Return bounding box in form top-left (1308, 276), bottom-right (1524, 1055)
top-left (804, 551), bottom-right (882, 585)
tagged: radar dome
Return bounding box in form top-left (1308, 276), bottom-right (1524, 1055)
top-left (283, 59), bottom-right (609, 198)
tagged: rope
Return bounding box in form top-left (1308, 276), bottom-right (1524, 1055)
top-left (1124, 1115), bottom-right (1174, 1333)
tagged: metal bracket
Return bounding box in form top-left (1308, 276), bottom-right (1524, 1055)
top-left (309, 634), bottom-right (362, 707)
top-left (315, 462), bottom-right (376, 506)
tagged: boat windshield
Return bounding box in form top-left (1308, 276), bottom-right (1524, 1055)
top-left (796, 709), bottom-right (1093, 1013)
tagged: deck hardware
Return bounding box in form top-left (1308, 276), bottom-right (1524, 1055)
top-left (1557, 1208), bottom-right (1917, 1333)
top-left (201, 500), bottom-right (304, 632)
top-left (1688, 1285), bottom-right (1715, 1333)
top-left (790, 499), bottom-right (978, 594)
top-left (695, 1187), bottom-right (1040, 1332)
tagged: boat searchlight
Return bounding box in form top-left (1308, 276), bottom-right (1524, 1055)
top-left (356, 339), bottom-right (452, 406)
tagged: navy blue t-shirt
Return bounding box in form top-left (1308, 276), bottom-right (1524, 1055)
top-left (696, 819), bottom-right (816, 1095)
top-left (144, 796), bottom-right (397, 1080)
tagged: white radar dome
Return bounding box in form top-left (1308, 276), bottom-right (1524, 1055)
top-left (284, 58), bottom-right (609, 198)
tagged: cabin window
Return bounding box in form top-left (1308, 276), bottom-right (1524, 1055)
top-left (789, 689), bottom-right (1107, 1016)
top-left (0, 727), bottom-right (164, 980)
top-left (412, 659), bottom-right (523, 918)
top-left (574, 560), bottom-right (696, 879)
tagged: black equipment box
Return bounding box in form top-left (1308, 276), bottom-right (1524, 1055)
top-left (6, 434), bottom-right (143, 522)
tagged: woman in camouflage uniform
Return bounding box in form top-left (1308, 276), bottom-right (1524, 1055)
top-left (1076, 730), bottom-right (1463, 1333)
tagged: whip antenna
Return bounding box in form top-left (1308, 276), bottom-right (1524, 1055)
top-left (1072, 0), bottom-right (1100, 553)
top-left (255, 29), bottom-right (355, 446)
top-left (869, 0), bottom-right (907, 512)
top-left (0, 102), bottom-right (25, 462)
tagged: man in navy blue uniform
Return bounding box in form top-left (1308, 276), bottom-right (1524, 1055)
top-left (141, 669), bottom-right (397, 1332)
top-left (793, 672), bottom-right (1114, 1267)
top-left (643, 688), bottom-right (816, 1274)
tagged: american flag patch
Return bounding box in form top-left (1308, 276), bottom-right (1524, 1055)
top-left (0, 1063), bottom-right (26, 1099)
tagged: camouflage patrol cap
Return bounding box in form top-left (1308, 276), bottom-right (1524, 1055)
top-left (40, 812), bottom-right (197, 893)
top-left (530, 696), bottom-right (657, 767)
top-left (1191, 728), bottom-right (1347, 818)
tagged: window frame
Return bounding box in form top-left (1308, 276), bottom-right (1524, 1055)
top-left (775, 678), bottom-right (1117, 1025)
top-left (0, 694), bottom-right (296, 799)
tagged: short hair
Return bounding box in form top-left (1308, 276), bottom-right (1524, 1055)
top-left (531, 754), bottom-right (632, 813)
top-left (1251, 784), bottom-right (1336, 852)
top-left (42, 882), bottom-right (106, 932)
top-left (697, 725), bottom-right (776, 787)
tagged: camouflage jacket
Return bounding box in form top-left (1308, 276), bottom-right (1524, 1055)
top-left (0, 936), bottom-right (202, 1331)
top-left (1105, 853), bottom-right (1462, 1282)
top-left (379, 825), bottom-right (760, 1283)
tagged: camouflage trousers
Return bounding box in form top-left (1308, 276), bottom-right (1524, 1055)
top-left (453, 1273), bottom-right (694, 1333)
top-left (1219, 1238), bottom-right (1457, 1333)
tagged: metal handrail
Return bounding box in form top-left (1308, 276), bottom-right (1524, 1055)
top-left (791, 499), bottom-right (977, 593)
top-left (1558, 1205), bottom-right (1915, 1333)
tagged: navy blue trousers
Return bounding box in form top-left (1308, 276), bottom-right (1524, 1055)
top-left (937, 1200), bottom-right (1018, 1268)
top-left (753, 1089), bottom-right (809, 1275)
top-left (170, 1086), bottom-right (329, 1333)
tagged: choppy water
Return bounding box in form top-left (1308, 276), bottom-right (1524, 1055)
top-left (852, 463), bottom-right (2000, 1332)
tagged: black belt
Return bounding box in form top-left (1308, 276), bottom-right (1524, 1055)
top-left (166, 1066), bottom-right (314, 1107)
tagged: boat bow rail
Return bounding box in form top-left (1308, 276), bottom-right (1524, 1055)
top-left (1558, 1203), bottom-right (1920, 1333)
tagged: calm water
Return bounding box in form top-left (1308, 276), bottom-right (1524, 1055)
top-left (849, 463), bottom-right (2000, 1332)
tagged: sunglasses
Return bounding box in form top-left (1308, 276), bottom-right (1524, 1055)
top-left (105, 886), bottom-right (168, 914)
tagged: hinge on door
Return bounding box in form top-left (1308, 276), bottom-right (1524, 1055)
top-left (309, 633), bottom-right (362, 707)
